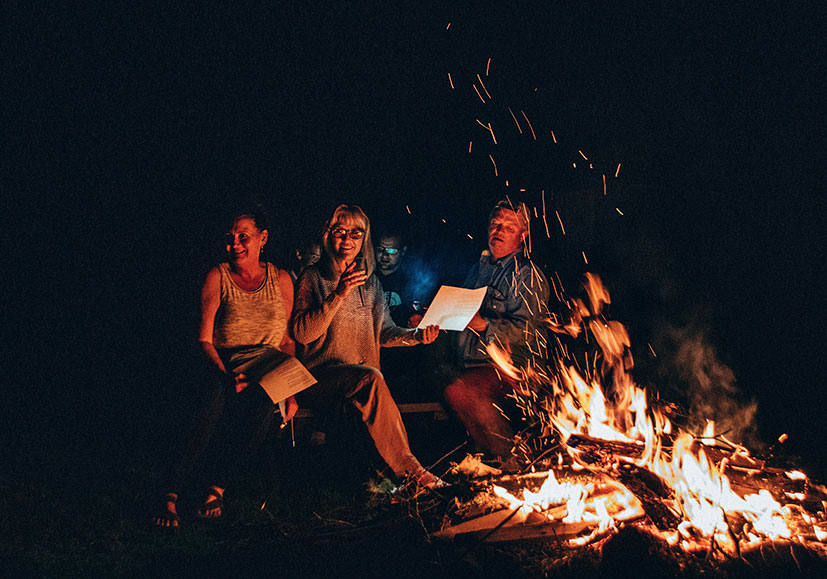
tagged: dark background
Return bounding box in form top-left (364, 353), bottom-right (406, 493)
top-left (4, 2), bottom-right (824, 476)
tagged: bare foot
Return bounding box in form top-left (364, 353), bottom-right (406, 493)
top-left (154, 493), bottom-right (180, 528)
top-left (196, 485), bottom-right (224, 519)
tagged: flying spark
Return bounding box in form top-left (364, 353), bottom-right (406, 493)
top-left (555, 210), bottom-right (566, 235)
top-left (541, 190), bottom-right (550, 238)
top-left (477, 74), bottom-right (492, 100)
top-left (473, 84), bottom-right (486, 103)
top-left (508, 107), bottom-right (523, 134)
top-left (521, 110), bottom-right (537, 140)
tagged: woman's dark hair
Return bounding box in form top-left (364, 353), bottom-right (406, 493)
top-left (226, 203), bottom-right (270, 232)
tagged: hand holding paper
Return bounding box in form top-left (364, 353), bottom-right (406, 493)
top-left (416, 286), bottom-right (487, 331)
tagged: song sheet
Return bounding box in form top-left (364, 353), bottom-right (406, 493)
top-left (416, 285), bottom-right (487, 331)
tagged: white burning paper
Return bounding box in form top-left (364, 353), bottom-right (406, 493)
top-left (417, 285), bottom-right (487, 331)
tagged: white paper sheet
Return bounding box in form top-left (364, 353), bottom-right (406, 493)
top-left (416, 285), bottom-right (487, 331)
top-left (257, 357), bottom-right (317, 404)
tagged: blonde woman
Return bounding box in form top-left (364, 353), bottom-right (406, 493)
top-left (292, 204), bottom-right (444, 488)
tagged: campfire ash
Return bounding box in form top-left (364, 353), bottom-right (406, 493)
top-left (431, 274), bottom-right (827, 567)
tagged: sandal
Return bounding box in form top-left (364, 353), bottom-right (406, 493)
top-left (153, 493), bottom-right (180, 528)
top-left (196, 490), bottom-right (224, 519)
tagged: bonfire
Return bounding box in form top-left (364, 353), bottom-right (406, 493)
top-left (428, 274), bottom-right (826, 572)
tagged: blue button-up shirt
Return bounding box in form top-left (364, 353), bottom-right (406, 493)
top-left (456, 249), bottom-right (550, 368)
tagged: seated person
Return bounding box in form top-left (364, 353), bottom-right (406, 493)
top-left (374, 230), bottom-right (439, 401)
top-left (292, 204), bottom-right (445, 488)
top-left (154, 206), bottom-right (298, 527)
top-left (374, 231), bottom-right (417, 327)
top-left (289, 240), bottom-right (322, 284)
top-left (444, 200), bottom-right (550, 463)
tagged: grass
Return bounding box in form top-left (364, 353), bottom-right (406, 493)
top-left (4, 408), bottom-right (826, 578)
top-left (0, 414), bottom-right (469, 578)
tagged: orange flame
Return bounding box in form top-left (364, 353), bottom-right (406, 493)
top-left (482, 273), bottom-right (817, 550)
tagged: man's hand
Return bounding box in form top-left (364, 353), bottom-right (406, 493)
top-left (406, 313), bottom-right (423, 328)
top-left (466, 311), bottom-right (488, 332)
top-left (420, 324), bottom-right (440, 344)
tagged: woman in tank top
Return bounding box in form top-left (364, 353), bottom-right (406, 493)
top-left (154, 206), bottom-right (297, 527)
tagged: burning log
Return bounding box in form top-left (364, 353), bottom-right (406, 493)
top-left (565, 433), bottom-right (645, 465)
top-left (614, 463), bottom-right (681, 531)
top-left (434, 469), bottom-right (645, 546)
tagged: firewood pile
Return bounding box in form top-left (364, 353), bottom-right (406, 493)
top-left (423, 436), bottom-right (827, 575)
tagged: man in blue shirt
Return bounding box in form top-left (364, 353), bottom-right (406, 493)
top-left (445, 200), bottom-right (550, 462)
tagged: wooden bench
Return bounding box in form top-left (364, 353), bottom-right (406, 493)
top-left (293, 402), bottom-right (448, 421)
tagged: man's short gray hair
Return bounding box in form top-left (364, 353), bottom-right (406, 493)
top-left (488, 199), bottom-right (529, 232)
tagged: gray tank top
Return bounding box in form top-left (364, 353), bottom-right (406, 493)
top-left (213, 262), bottom-right (288, 351)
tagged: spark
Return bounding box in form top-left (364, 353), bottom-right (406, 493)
top-left (489, 154), bottom-right (498, 176)
top-left (508, 107), bottom-right (523, 134)
top-left (475, 119), bottom-right (498, 144)
top-left (550, 130), bottom-right (557, 143)
top-left (615, 207), bottom-right (624, 216)
top-left (647, 343), bottom-right (657, 357)
top-left (487, 122), bottom-right (498, 144)
top-left (486, 57), bottom-right (491, 76)
top-left (492, 403), bottom-right (510, 421)
top-left (406, 205), bottom-right (411, 214)
top-left (602, 174), bottom-right (607, 195)
top-left (572, 162), bottom-right (577, 168)
top-left (615, 163), bottom-right (621, 178)
top-left (467, 233), bottom-right (474, 239)
top-left (541, 190), bottom-right (550, 238)
top-left (448, 72), bottom-right (454, 89)
top-left (468, 141), bottom-right (472, 153)
top-left (446, 22), bottom-right (451, 30)
top-left (578, 150), bottom-right (588, 160)
top-left (581, 251), bottom-right (588, 264)
top-left (477, 74), bottom-right (492, 100)
top-left (441, 218), bottom-right (447, 223)
top-left (521, 110), bottom-right (537, 140)
top-left (533, 206), bottom-right (538, 217)
top-left (555, 210), bottom-right (566, 235)
top-left (473, 84), bottom-right (486, 103)
top-left (520, 292), bottom-right (534, 315)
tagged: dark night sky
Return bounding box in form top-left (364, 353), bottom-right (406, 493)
top-left (4, 2), bottom-right (824, 468)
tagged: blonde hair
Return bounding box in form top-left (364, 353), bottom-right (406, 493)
top-left (489, 199), bottom-right (529, 234)
top-left (321, 204), bottom-right (376, 277)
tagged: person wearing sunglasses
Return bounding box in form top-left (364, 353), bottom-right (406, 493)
top-left (292, 204), bottom-right (445, 489)
top-left (374, 232), bottom-right (413, 327)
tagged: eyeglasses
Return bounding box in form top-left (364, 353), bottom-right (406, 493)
top-left (376, 246), bottom-right (399, 255)
top-left (329, 227), bottom-right (365, 240)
